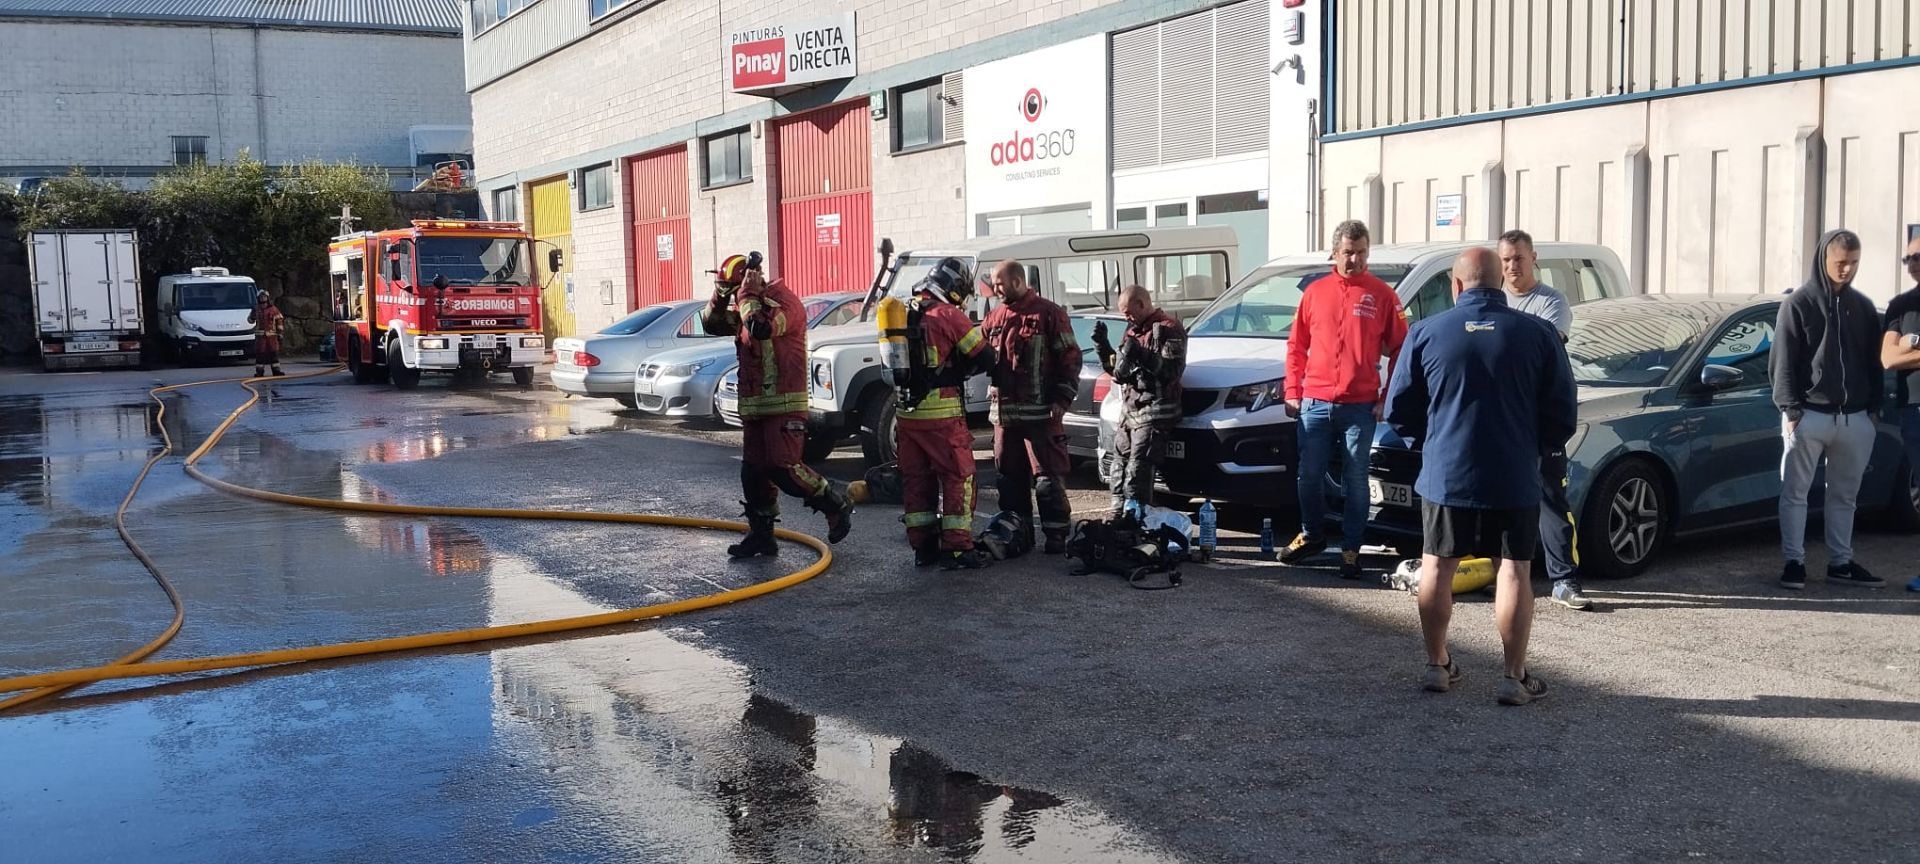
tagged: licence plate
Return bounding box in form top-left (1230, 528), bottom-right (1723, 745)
top-left (219, 349), bottom-right (245, 357)
top-left (1369, 478), bottom-right (1413, 507)
top-left (635, 379), bottom-right (656, 395)
top-left (473, 335), bottom-right (499, 349)
top-left (1164, 440), bottom-right (1186, 459)
top-left (555, 350), bottom-right (575, 367)
top-left (67, 340), bottom-right (112, 352)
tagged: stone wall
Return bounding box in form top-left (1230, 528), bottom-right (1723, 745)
top-left (0, 202), bottom-right (28, 361)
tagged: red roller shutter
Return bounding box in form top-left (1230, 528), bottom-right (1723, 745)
top-left (773, 100), bottom-right (872, 297)
top-left (627, 145), bottom-right (692, 307)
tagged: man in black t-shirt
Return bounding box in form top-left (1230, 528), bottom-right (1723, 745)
top-left (1883, 235), bottom-right (1920, 592)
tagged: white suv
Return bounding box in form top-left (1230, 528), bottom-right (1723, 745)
top-left (1099, 242), bottom-right (1630, 514)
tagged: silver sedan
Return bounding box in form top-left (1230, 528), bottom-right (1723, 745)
top-left (636, 292), bottom-right (862, 421)
top-left (550, 300), bottom-right (714, 408)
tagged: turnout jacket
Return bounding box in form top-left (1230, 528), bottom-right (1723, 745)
top-left (899, 291), bottom-right (994, 424)
top-left (1098, 309), bottom-right (1187, 428)
top-left (1384, 288), bottom-right (1577, 510)
top-left (701, 277), bottom-right (808, 419)
top-left (983, 291), bottom-right (1081, 424)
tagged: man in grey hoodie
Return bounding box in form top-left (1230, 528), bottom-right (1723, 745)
top-left (1772, 229), bottom-right (1886, 589)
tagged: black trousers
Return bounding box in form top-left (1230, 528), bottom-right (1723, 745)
top-left (1539, 451), bottom-right (1578, 581)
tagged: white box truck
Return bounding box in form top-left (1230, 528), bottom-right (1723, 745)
top-left (155, 267), bottom-right (259, 363)
top-left (28, 229), bottom-right (145, 371)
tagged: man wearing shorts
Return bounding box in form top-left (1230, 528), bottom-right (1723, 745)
top-left (1385, 248), bottom-right (1577, 706)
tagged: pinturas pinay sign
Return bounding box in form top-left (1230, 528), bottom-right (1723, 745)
top-left (726, 13), bottom-right (857, 95)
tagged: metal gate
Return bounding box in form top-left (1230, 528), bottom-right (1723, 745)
top-left (528, 177), bottom-right (574, 339)
top-left (626, 146), bottom-right (692, 308)
top-left (774, 100), bottom-right (872, 297)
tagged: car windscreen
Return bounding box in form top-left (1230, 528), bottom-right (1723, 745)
top-left (1565, 303), bottom-right (1717, 386)
top-left (1187, 264), bottom-right (1412, 338)
top-left (177, 281), bottom-right (256, 310)
top-left (862, 256), bottom-right (979, 321)
top-left (600, 305), bottom-right (672, 335)
top-left (416, 237), bottom-right (532, 286)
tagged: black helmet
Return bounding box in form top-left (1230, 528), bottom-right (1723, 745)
top-left (916, 257), bottom-right (975, 307)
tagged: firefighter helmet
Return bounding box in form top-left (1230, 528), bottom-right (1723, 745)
top-left (709, 253), bottom-right (752, 286)
top-left (917, 257), bottom-right (975, 306)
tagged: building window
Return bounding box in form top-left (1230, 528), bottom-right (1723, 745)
top-left (702, 129), bottom-right (752, 189)
top-left (171, 136), bottom-right (208, 166)
top-left (492, 187), bottom-right (518, 222)
top-left (589, 0), bottom-right (636, 19)
top-left (472, 0), bottom-right (540, 34)
top-left (893, 79), bottom-right (948, 152)
top-left (578, 163), bottom-right (613, 211)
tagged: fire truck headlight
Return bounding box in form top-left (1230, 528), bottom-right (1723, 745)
top-left (520, 336), bottom-right (544, 349)
top-left (418, 337), bottom-right (450, 350)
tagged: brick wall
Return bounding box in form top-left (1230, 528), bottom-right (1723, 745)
top-left (0, 19), bottom-right (468, 172)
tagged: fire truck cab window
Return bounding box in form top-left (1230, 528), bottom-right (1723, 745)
top-left (346, 256), bottom-right (364, 318)
top-left (415, 237), bottom-right (531, 286)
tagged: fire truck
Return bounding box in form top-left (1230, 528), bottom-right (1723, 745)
top-left (328, 220), bottom-right (557, 389)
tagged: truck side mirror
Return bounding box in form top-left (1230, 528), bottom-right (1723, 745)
top-left (432, 274), bottom-right (448, 291)
top-left (548, 249), bottom-right (565, 272)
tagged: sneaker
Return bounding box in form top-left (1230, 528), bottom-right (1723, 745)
top-left (1278, 532), bottom-right (1327, 565)
top-left (1496, 674), bottom-right (1548, 706)
top-left (1550, 579), bottom-right (1594, 610)
top-left (1827, 561), bottom-right (1886, 588)
top-left (1780, 560), bottom-right (1807, 590)
top-left (1422, 659), bottom-right (1461, 693)
top-left (1339, 550), bottom-right (1362, 579)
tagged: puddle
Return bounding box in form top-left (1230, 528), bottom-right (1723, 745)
top-left (0, 394), bottom-right (160, 513)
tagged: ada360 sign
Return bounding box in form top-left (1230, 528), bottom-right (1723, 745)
top-left (726, 13), bottom-right (857, 95)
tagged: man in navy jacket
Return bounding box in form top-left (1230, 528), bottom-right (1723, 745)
top-left (1385, 248), bottom-right (1577, 707)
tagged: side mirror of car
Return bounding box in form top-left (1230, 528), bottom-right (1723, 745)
top-left (1700, 364), bottom-right (1747, 391)
top-left (548, 249), bottom-right (565, 272)
top-left (432, 274), bottom-right (448, 291)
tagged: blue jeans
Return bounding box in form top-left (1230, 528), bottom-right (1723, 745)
top-left (1297, 398), bottom-right (1377, 550)
top-left (1902, 406), bottom-right (1920, 495)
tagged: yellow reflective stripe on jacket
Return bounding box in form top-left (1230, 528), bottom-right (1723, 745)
top-left (956, 327), bottom-right (983, 355)
top-left (905, 511), bottom-right (937, 528)
top-left (900, 393), bottom-right (965, 421)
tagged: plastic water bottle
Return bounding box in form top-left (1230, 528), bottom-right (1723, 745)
top-left (1197, 499), bottom-right (1218, 561)
top-left (1259, 517), bottom-right (1275, 558)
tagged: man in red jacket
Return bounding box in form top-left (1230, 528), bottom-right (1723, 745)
top-left (983, 260), bottom-right (1082, 554)
top-left (1282, 220), bottom-right (1408, 578)
top-left (895, 258), bottom-right (998, 570)
top-left (700, 253), bottom-right (853, 559)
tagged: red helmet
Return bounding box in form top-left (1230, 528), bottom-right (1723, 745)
top-left (709, 253), bottom-right (752, 286)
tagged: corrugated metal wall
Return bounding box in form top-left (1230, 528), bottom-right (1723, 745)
top-left (528, 176), bottom-right (575, 339)
top-left (626, 145), bottom-right (692, 308)
top-left (1332, 0), bottom-right (1920, 135)
top-left (774, 101), bottom-right (873, 296)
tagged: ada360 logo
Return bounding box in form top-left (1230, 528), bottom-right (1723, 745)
top-left (989, 87), bottom-right (1077, 167)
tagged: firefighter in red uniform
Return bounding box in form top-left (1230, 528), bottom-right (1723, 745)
top-left (249, 291), bottom-right (286, 377)
top-left (893, 258), bottom-right (998, 570)
top-left (701, 253), bottom-right (854, 558)
top-left (981, 259), bottom-right (1082, 554)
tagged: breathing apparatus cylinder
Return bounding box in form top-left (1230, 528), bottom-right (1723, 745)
top-left (875, 295), bottom-right (912, 389)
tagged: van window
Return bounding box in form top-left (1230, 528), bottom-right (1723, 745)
top-left (1405, 271), bottom-right (1454, 321)
top-left (1052, 257), bottom-right (1113, 310)
top-left (1134, 252), bottom-right (1229, 303)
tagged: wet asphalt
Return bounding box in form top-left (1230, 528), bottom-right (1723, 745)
top-left (0, 362), bottom-right (1916, 864)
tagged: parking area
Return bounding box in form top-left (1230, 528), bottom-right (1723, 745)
top-left (1, 364), bottom-right (1917, 864)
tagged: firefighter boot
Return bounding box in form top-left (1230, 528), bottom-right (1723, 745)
top-left (913, 535), bottom-right (941, 567)
top-left (271, 365), bottom-right (286, 377)
top-left (254, 365), bottom-right (266, 378)
top-left (941, 548), bottom-right (994, 571)
top-left (727, 506), bottom-right (780, 559)
top-left (1043, 530), bottom-right (1069, 555)
top-left (808, 484), bottom-right (855, 545)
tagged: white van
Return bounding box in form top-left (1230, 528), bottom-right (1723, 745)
top-left (1100, 241), bottom-right (1630, 511)
top-left (155, 267), bottom-right (260, 363)
top-left (806, 226), bottom-right (1240, 465)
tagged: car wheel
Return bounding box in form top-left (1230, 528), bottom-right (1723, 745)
top-left (615, 394), bottom-right (639, 411)
top-left (859, 390), bottom-right (898, 467)
top-left (802, 428), bottom-right (839, 463)
top-left (386, 339), bottom-right (420, 390)
top-left (347, 337), bottom-right (375, 384)
top-left (511, 366), bottom-right (535, 388)
top-left (1577, 458), bottom-right (1667, 579)
top-left (1881, 456), bottom-right (1920, 533)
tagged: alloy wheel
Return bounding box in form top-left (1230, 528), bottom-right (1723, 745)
top-left (1606, 477), bottom-right (1660, 565)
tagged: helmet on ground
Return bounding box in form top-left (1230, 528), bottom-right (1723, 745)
top-left (975, 510), bottom-right (1030, 560)
top-left (709, 253), bottom-right (752, 286)
top-left (916, 257), bottom-right (975, 307)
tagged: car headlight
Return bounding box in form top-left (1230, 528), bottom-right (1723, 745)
top-left (1224, 378), bottom-right (1286, 413)
top-left (520, 336), bottom-right (544, 349)
top-left (180, 321), bottom-right (202, 334)
top-left (811, 361), bottom-right (832, 391)
top-left (661, 359), bottom-right (714, 377)
top-left (1561, 422), bottom-right (1590, 457)
top-left (418, 337), bottom-right (450, 350)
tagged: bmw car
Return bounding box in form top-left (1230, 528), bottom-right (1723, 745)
top-left (551, 300), bottom-right (712, 408)
top-left (634, 291), bottom-right (862, 420)
top-left (1364, 294), bottom-right (1920, 578)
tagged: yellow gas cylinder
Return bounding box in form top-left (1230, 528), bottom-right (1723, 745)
top-left (1386, 557), bottom-right (1496, 595)
top-left (874, 295), bottom-right (911, 384)
top-left (847, 480), bottom-right (870, 503)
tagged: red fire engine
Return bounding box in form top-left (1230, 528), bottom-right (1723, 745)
top-left (328, 220), bottom-right (557, 389)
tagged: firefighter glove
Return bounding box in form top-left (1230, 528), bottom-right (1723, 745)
top-left (746, 315), bottom-right (774, 340)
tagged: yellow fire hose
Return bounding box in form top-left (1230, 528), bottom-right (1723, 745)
top-left (0, 366), bottom-right (831, 713)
